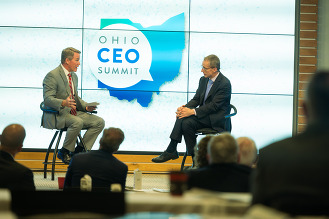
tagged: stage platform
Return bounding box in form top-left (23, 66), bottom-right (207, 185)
top-left (16, 152), bottom-right (193, 173)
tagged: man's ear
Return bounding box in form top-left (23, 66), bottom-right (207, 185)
top-left (17, 145), bottom-right (23, 152)
top-left (13, 145), bottom-right (23, 157)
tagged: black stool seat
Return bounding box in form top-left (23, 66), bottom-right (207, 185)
top-left (196, 128), bottom-right (219, 135)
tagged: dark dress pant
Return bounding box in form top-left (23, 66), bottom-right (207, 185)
top-left (169, 115), bottom-right (211, 155)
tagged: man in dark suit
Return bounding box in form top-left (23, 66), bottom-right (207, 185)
top-left (152, 54), bottom-right (231, 163)
top-left (64, 127), bottom-right (128, 191)
top-left (42, 47), bottom-right (105, 164)
top-left (187, 133), bottom-right (251, 192)
top-left (251, 70), bottom-right (329, 215)
top-left (0, 124), bottom-right (35, 191)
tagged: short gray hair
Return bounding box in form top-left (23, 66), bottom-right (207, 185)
top-left (99, 127), bottom-right (124, 153)
top-left (208, 133), bottom-right (238, 164)
top-left (61, 47), bottom-right (81, 64)
top-left (204, 54), bottom-right (220, 71)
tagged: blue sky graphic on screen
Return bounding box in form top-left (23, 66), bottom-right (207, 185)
top-left (87, 13), bottom-right (185, 107)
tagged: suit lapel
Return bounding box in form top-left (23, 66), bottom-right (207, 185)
top-left (58, 65), bottom-right (71, 96)
top-left (200, 77), bottom-right (208, 104)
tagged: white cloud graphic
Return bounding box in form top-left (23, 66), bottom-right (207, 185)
top-left (88, 23), bottom-right (153, 88)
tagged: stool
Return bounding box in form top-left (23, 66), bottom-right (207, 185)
top-left (180, 104), bottom-right (237, 171)
top-left (40, 101), bottom-right (95, 180)
top-left (43, 128), bottom-right (87, 180)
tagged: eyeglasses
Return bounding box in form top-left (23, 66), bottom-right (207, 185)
top-left (201, 66), bottom-right (214, 70)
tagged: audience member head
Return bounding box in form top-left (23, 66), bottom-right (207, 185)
top-left (193, 136), bottom-right (212, 168)
top-left (99, 127), bottom-right (125, 153)
top-left (207, 133), bottom-right (238, 164)
top-left (303, 70), bottom-right (329, 123)
top-left (204, 54), bottom-right (220, 71)
top-left (236, 137), bottom-right (257, 167)
top-left (0, 124), bottom-right (26, 157)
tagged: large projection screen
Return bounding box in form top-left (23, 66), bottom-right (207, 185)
top-left (0, 0), bottom-right (296, 152)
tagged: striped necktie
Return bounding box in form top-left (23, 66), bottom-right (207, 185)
top-left (68, 73), bottom-right (77, 116)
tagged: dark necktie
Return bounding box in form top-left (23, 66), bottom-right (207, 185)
top-left (68, 74), bottom-right (77, 116)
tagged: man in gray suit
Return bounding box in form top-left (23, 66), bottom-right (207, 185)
top-left (42, 47), bottom-right (105, 164)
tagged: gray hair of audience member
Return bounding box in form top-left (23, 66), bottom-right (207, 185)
top-left (193, 135), bottom-right (212, 168)
top-left (61, 47), bottom-right (81, 64)
top-left (236, 137), bottom-right (257, 167)
top-left (99, 127), bottom-right (125, 153)
top-left (207, 132), bottom-right (238, 164)
top-left (0, 124), bottom-right (26, 154)
top-left (204, 54), bottom-right (220, 71)
top-left (303, 70), bottom-right (329, 122)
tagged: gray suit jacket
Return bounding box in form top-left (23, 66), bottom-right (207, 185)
top-left (42, 65), bottom-right (87, 129)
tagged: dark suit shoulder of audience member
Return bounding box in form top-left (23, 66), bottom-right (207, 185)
top-left (64, 127), bottom-right (128, 191)
top-left (188, 162), bottom-right (251, 192)
top-left (0, 124), bottom-right (35, 191)
top-left (66, 149), bottom-right (127, 190)
top-left (251, 70), bottom-right (329, 215)
top-left (187, 133), bottom-right (251, 193)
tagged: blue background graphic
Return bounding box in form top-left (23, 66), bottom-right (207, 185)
top-left (98, 13), bottom-right (185, 107)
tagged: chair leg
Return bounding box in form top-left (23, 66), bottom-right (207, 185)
top-left (77, 134), bottom-right (88, 152)
top-left (44, 131), bottom-right (59, 179)
top-left (51, 130), bottom-right (63, 181)
top-left (180, 152), bottom-right (188, 171)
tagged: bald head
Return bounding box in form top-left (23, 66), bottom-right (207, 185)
top-left (237, 137), bottom-right (257, 167)
top-left (0, 124), bottom-right (26, 154)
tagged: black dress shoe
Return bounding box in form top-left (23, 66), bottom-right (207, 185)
top-left (57, 149), bottom-right (71, 164)
top-left (71, 145), bottom-right (85, 157)
top-left (152, 151), bottom-right (179, 163)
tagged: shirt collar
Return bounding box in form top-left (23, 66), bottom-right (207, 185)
top-left (61, 64), bottom-right (71, 77)
top-left (209, 72), bottom-right (219, 83)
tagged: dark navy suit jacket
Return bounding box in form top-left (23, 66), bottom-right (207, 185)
top-left (0, 150), bottom-right (35, 191)
top-left (64, 149), bottom-right (128, 191)
top-left (186, 73), bottom-right (231, 132)
top-left (187, 163), bottom-right (251, 192)
top-left (252, 121), bottom-right (329, 215)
